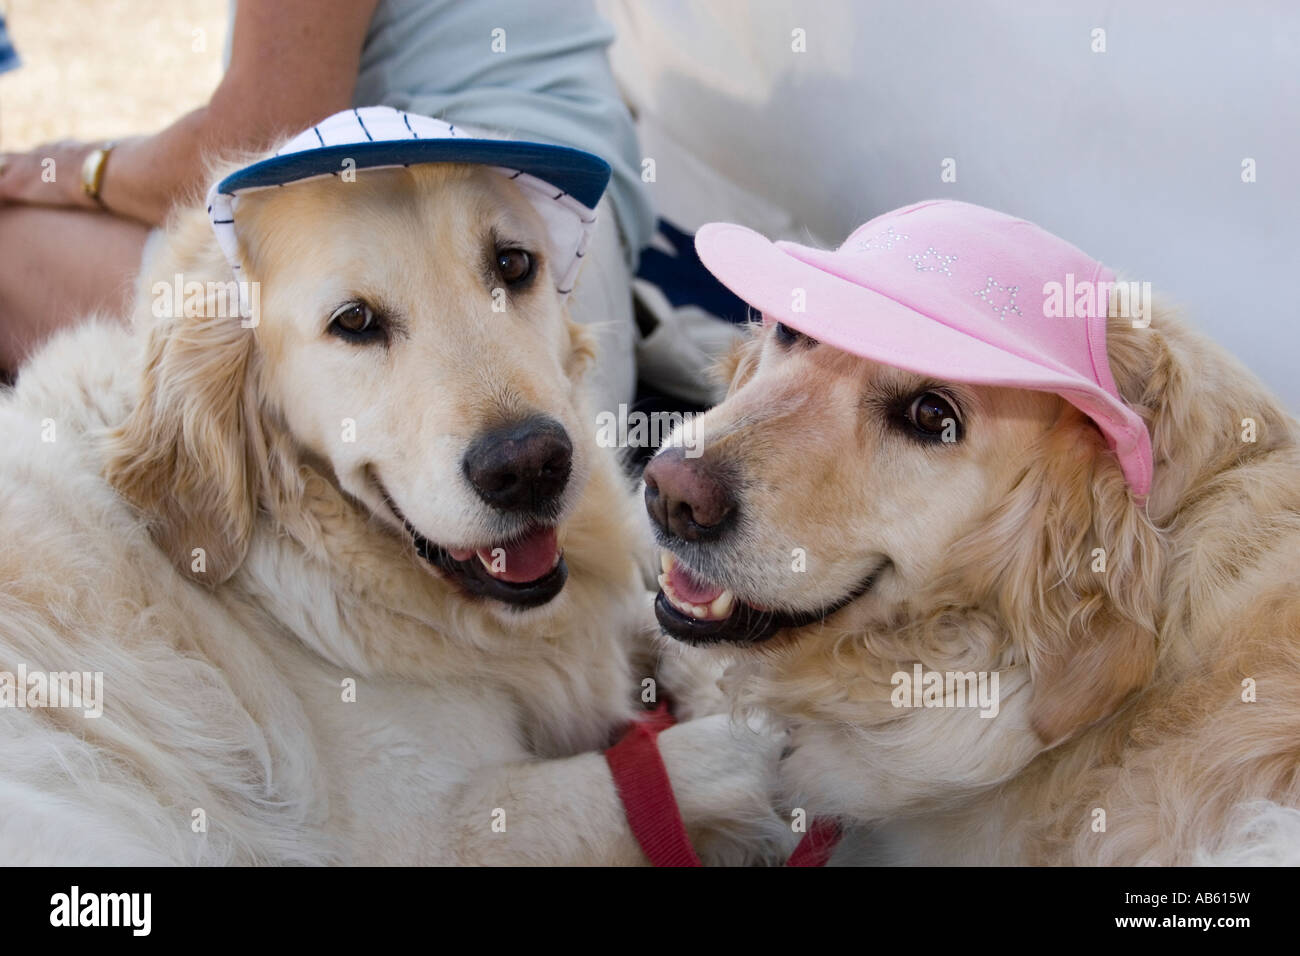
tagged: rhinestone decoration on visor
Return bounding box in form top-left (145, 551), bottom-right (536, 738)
top-left (907, 245), bottom-right (958, 276)
top-left (973, 276), bottom-right (1022, 319)
top-left (849, 225), bottom-right (909, 252)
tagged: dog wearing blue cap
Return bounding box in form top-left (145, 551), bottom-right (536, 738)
top-left (0, 108), bottom-right (790, 864)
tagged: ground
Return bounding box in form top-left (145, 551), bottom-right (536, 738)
top-left (1, 0), bottom-right (225, 150)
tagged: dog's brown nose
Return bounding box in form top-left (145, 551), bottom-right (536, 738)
top-left (643, 447), bottom-right (736, 542)
top-left (463, 416), bottom-right (572, 515)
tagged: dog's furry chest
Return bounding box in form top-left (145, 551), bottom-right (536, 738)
top-left (233, 528), bottom-right (638, 755)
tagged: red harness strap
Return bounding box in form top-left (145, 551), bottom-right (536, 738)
top-left (604, 700), bottom-right (702, 866)
top-left (604, 703), bottom-right (843, 867)
top-left (785, 817), bottom-right (843, 866)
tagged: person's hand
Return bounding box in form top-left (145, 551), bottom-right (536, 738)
top-left (0, 140), bottom-right (100, 208)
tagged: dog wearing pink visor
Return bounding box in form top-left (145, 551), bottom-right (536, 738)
top-left (646, 200), bottom-right (1300, 865)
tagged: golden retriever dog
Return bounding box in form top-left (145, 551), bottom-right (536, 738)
top-left (0, 162), bottom-right (786, 864)
top-left (648, 300), bottom-right (1300, 865)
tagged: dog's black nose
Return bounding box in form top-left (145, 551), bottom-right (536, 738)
top-left (643, 447), bottom-right (736, 542)
top-left (463, 416), bottom-right (572, 514)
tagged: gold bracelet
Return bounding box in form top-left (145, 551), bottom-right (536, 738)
top-left (80, 142), bottom-right (116, 206)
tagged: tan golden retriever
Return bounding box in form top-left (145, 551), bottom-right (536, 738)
top-left (648, 302), bottom-right (1300, 865)
top-left (0, 163), bottom-right (787, 864)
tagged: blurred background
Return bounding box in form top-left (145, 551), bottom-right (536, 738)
top-left (0, 0), bottom-right (224, 147)
top-left (3, 0), bottom-right (1297, 408)
top-left (597, 0), bottom-right (1300, 410)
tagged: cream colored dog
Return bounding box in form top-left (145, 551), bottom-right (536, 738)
top-left (0, 163), bottom-right (785, 865)
top-left (648, 304), bottom-right (1300, 865)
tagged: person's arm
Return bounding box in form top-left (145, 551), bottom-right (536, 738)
top-left (0, 0), bottom-right (379, 225)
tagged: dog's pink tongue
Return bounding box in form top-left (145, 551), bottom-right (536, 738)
top-left (668, 561), bottom-right (725, 605)
top-left (477, 527), bottom-right (559, 583)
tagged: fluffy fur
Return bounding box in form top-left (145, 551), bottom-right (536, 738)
top-left (657, 300), bottom-right (1300, 865)
top-left (0, 163), bottom-right (787, 864)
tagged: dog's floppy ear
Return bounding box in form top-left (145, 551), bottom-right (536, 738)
top-left (105, 209), bottom-right (266, 585)
top-left (954, 302), bottom-right (1175, 747)
top-left (1015, 416), bottom-right (1164, 746)
top-left (947, 396), bottom-right (1163, 748)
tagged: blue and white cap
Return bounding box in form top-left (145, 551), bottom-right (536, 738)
top-left (206, 106), bottom-right (612, 303)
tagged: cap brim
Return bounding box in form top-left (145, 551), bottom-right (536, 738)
top-left (216, 139), bottom-right (611, 209)
top-left (695, 222), bottom-right (1152, 495)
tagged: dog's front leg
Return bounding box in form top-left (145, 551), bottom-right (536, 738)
top-left (422, 714), bottom-right (793, 866)
top-left (436, 751), bottom-right (647, 866)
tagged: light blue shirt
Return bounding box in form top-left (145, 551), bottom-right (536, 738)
top-left (229, 0), bottom-right (653, 267)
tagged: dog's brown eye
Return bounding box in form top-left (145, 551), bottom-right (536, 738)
top-left (495, 249), bottom-right (534, 286)
top-left (329, 302), bottom-right (384, 342)
top-left (907, 392), bottom-right (961, 442)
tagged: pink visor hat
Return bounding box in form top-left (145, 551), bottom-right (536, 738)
top-left (694, 200), bottom-right (1153, 499)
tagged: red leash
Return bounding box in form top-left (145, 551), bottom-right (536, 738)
top-left (604, 702), bottom-right (841, 867)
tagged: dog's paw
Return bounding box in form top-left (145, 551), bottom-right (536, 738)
top-left (658, 713), bottom-right (800, 865)
top-left (647, 632), bottom-right (734, 721)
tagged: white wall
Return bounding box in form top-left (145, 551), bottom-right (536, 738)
top-left (602, 0), bottom-right (1300, 410)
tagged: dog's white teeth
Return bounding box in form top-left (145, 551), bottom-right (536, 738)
top-left (477, 551), bottom-right (500, 575)
top-left (709, 590), bottom-right (735, 619)
top-left (551, 550), bottom-right (561, 570)
top-left (661, 577), bottom-right (736, 622)
top-left (660, 550), bottom-right (675, 574)
top-left (661, 578), bottom-right (687, 614)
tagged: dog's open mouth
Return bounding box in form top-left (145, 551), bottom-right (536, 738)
top-left (376, 478), bottom-right (567, 609)
top-left (655, 550), bottom-right (880, 645)
top-left (412, 524), bottom-right (567, 609)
